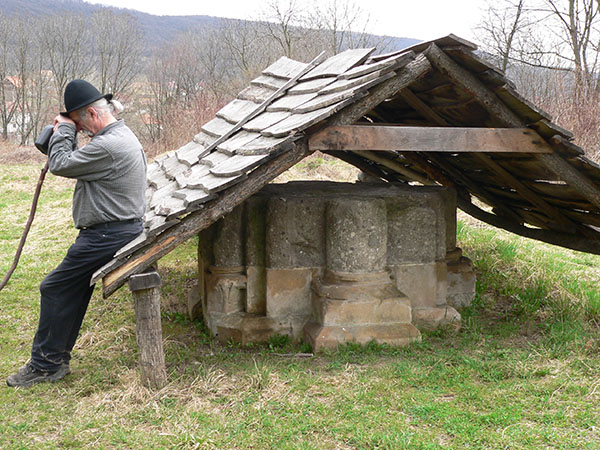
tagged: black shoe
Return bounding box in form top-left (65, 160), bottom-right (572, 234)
top-left (6, 362), bottom-right (70, 388)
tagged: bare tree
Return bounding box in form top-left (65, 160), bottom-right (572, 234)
top-left (307, 0), bottom-right (386, 55)
top-left (0, 13), bottom-right (18, 139)
top-left (477, 0), bottom-right (532, 71)
top-left (40, 13), bottom-right (94, 107)
top-left (91, 9), bottom-right (143, 97)
top-left (258, 0), bottom-right (308, 58)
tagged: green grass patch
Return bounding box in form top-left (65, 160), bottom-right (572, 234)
top-left (0, 164), bottom-right (599, 449)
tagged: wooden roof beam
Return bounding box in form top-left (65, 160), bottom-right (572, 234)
top-left (399, 88), bottom-right (449, 126)
top-left (308, 125), bottom-right (553, 154)
top-left (458, 197), bottom-right (600, 255)
top-left (470, 153), bottom-right (581, 234)
top-left (424, 43), bottom-right (600, 213)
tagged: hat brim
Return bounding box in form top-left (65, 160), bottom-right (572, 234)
top-left (60, 93), bottom-right (113, 117)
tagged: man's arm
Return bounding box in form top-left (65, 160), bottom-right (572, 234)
top-left (48, 120), bottom-right (112, 181)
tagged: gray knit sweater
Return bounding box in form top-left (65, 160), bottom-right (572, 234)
top-left (48, 120), bottom-right (147, 228)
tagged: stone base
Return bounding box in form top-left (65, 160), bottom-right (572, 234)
top-left (215, 313), bottom-right (293, 345)
top-left (412, 306), bottom-right (461, 332)
top-left (446, 249), bottom-right (476, 308)
top-left (304, 321), bottom-right (421, 351)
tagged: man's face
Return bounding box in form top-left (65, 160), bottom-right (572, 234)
top-left (70, 108), bottom-right (94, 137)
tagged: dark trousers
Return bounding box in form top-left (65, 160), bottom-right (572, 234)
top-left (30, 220), bottom-right (142, 371)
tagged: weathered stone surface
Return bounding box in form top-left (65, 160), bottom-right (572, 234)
top-left (246, 266), bottom-right (266, 315)
top-left (412, 306), bottom-right (461, 332)
top-left (387, 205), bottom-right (440, 263)
top-left (205, 269), bottom-right (246, 315)
top-left (304, 322), bottom-right (421, 351)
top-left (391, 262), bottom-right (447, 309)
top-left (266, 197), bottom-right (326, 268)
top-left (326, 198), bottom-right (387, 273)
top-left (447, 255), bottom-right (476, 308)
top-left (195, 181), bottom-right (472, 348)
top-left (266, 268), bottom-right (314, 319)
top-left (245, 197), bottom-right (267, 267)
top-left (216, 313), bottom-right (293, 345)
top-left (213, 205), bottom-right (244, 267)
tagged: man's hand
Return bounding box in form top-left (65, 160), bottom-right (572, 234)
top-left (54, 114), bottom-right (75, 132)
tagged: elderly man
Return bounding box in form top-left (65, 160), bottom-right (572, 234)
top-left (7, 80), bottom-right (146, 387)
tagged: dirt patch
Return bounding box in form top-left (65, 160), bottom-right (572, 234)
top-left (0, 143), bottom-right (47, 165)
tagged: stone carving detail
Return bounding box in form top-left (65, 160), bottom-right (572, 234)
top-left (196, 182), bottom-right (475, 349)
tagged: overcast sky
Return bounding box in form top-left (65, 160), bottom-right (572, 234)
top-left (86, 0), bottom-right (485, 42)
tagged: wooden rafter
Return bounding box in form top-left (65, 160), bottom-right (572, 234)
top-left (424, 43), bottom-right (600, 217)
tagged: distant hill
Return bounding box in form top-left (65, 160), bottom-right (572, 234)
top-left (1, 0), bottom-right (420, 53)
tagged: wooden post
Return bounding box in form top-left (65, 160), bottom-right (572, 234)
top-left (128, 271), bottom-right (167, 389)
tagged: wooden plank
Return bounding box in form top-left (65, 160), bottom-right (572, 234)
top-left (301, 48), bottom-right (375, 80)
top-left (176, 164), bottom-right (210, 189)
top-left (175, 141), bottom-right (210, 166)
top-left (156, 196), bottom-right (187, 218)
top-left (338, 51), bottom-right (414, 80)
top-left (308, 125), bottom-right (553, 153)
top-left (262, 94), bottom-right (365, 138)
top-left (242, 111), bottom-right (291, 132)
top-left (148, 169), bottom-right (170, 190)
top-left (426, 153), bottom-right (525, 223)
top-left (368, 34), bottom-right (477, 63)
top-left (101, 140), bottom-right (313, 298)
top-left (400, 88), bottom-right (449, 126)
top-left (457, 197), bottom-right (600, 255)
top-left (204, 53), bottom-right (326, 154)
top-left (294, 72), bottom-right (395, 114)
top-left (353, 150), bottom-right (430, 184)
top-left (210, 154), bottom-right (270, 177)
top-left (193, 131), bottom-right (218, 147)
top-left (150, 182), bottom-right (178, 209)
top-left (199, 151), bottom-right (230, 168)
top-left (217, 99), bottom-right (261, 124)
top-left (263, 56), bottom-right (309, 79)
top-left (161, 154), bottom-right (189, 180)
top-left (470, 153), bottom-right (580, 233)
top-left (146, 215), bottom-right (179, 238)
top-left (425, 43), bottom-right (522, 129)
top-left (319, 70), bottom-right (386, 95)
top-left (201, 116), bottom-right (237, 138)
top-left (326, 54), bottom-right (432, 127)
top-left (267, 93), bottom-right (318, 112)
top-left (146, 161), bottom-right (162, 180)
top-left (115, 232), bottom-right (153, 260)
top-left (238, 84), bottom-right (281, 103)
top-left (537, 150), bottom-right (600, 210)
top-left (217, 130), bottom-right (261, 155)
top-left (288, 77), bottom-right (336, 94)
top-left (237, 135), bottom-right (296, 155)
top-left (173, 187), bottom-right (215, 207)
top-left (251, 74), bottom-right (289, 90)
top-left (196, 172), bottom-right (246, 193)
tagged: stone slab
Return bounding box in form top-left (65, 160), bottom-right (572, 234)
top-left (304, 322), bottom-right (420, 351)
top-left (266, 268), bottom-right (314, 319)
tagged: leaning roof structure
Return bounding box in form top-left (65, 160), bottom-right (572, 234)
top-left (94, 34), bottom-right (600, 297)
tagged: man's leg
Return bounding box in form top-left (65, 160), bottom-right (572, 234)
top-left (7, 222), bottom-right (141, 387)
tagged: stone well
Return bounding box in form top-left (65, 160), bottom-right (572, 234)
top-left (190, 181), bottom-right (475, 350)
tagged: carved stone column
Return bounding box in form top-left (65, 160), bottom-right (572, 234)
top-left (304, 198), bottom-right (420, 350)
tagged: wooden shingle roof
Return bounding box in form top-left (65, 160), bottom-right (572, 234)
top-left (94, 34), bottom-right (600, 297)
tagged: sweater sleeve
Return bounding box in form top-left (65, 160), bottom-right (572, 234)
top-left (48, 123), bottom-right (113, 181)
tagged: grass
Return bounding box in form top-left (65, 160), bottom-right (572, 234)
top-left (1, 160), bottom-right (599, 449)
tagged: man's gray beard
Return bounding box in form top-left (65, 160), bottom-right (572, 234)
top-left (80, 130), bottom-right (94, 138)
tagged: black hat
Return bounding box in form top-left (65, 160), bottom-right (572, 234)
top-left (60, 79), bottom-right (112, 117)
